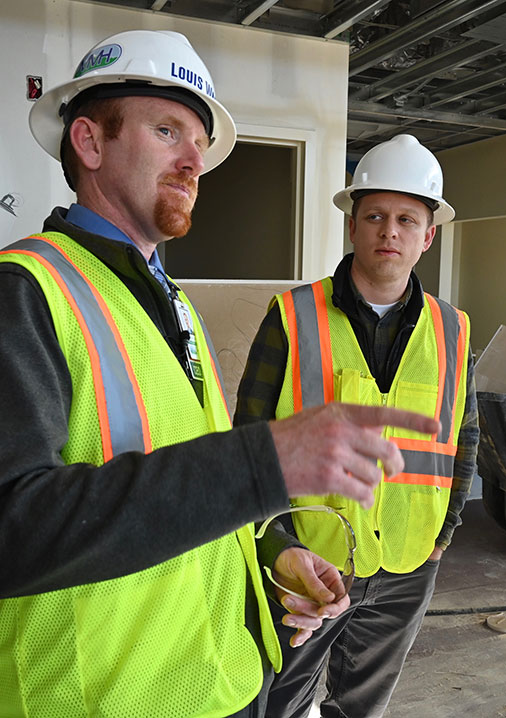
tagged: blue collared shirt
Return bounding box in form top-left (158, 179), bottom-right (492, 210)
top-left (66, 203), bottom-right (171, 288)
top-left (65, 204), bottom-right (204, 396)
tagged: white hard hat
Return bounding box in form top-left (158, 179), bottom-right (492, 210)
top-left (29, 29), bottom-right (237, 174)
top-left (333, 134), bottom-right (455, 224)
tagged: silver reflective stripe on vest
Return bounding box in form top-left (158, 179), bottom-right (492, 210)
top-left (400, 449), bottom-right (454, 478)
top-left (8, 238), bottom-right (145, 454)
top-left (431, 296), bottom-right (460, 444)
top-left (291, 284), bottom-right (324, 408)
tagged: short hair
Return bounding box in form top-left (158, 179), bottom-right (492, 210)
top-left (61, 97), bottom-right (125, 191)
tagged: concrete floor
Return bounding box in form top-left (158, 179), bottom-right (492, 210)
top-left (310, 498), bottom-right (506, 717)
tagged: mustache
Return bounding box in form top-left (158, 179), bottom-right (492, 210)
top-left (160, 173), bottom-right (197, 195)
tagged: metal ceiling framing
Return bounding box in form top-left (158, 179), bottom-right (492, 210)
top-left (74, 0), bottom-right (506, 157)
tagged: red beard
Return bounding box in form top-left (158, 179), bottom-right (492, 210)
top-left (154, 173), bottom-right (198, 238)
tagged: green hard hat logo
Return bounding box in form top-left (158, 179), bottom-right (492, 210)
top-left (74, 43), bottom-right (122, 78)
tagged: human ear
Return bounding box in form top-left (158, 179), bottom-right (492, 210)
top-left (349, 216), bottom-right (356, 245)
top-left (68, 116), bottom-right (103, 172)
top-left (422, 224), bottom-right (436, 253)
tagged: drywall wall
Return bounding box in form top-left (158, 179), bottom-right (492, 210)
top-left (435, 138), bottom-right (506, 351)
top-left (0, 0), bottom-right (348, 279)
top-left (458, 216), bottom-right (506, 353)
top-left (178, 280), bottom-right (302, 413)
top-left (0, 0), bottom-right (74, 244)
top-left (437, 134), bottom-right (506, 222)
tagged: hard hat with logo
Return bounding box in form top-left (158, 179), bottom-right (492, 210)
top-left (29, 29), bottom-right (236, 175)
top-left (333, 134), bottom-right (455, 224)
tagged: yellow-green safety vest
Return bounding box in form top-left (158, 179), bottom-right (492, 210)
top-left (273, 276), bottom-right (469, 576)
top-left (0, 232), bottom-right (281, 718)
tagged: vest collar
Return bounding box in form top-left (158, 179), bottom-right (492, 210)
top-left (331, 252), bottom-right (424, 327)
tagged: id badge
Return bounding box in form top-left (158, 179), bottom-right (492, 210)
top-left (173, 297), bottom-right (203, 382)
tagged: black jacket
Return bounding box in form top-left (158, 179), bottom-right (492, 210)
top-left (0, 207), bottom-right (292, 598)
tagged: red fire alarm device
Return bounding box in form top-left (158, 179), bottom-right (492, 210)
top-left (27, 76), bottom-right (43, 101)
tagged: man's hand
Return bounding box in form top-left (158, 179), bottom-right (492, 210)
top-left (272, 547), bottom-right (350, 648)
top-left (270, 402), bottom-right (440, 509)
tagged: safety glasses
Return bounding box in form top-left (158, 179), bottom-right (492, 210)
top-left (255, 504), bottom-right (356, 605)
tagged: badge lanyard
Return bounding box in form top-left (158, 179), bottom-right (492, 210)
top-left (148, 263), bottom-right (204, 383)
top-left (172, 292), bottom-right (204, 382)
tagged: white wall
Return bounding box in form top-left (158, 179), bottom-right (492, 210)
top-left (0, 0), bottom-right (75, 244)
top-left (0, 0), bottom-right (348, 278)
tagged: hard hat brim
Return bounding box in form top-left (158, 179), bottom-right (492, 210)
top-left (333, 185), bottom-right (455, 225)
top-left (29, 74), bottom-right (237, 174)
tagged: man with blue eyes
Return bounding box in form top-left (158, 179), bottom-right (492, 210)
top-left (235, 134), bottom-right (479, 718)
top-left (0, 32), bottom-right (441, 718)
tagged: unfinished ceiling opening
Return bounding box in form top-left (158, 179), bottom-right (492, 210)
top-left (74, 0), bottom-right (506, 156)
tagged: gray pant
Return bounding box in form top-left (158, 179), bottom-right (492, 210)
top-left (264, 560), bottom-right (440, 718)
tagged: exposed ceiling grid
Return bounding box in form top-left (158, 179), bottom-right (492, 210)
top-left (73, 0), bottom-right (506, 157)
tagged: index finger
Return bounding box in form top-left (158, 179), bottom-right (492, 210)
top-left (338, 404), bottom-right (440, 436)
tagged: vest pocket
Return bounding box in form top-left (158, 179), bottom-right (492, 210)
top-left (334, 369), bottom-right (376, 404)
top-left (394, 381), bottom-right (438, 440)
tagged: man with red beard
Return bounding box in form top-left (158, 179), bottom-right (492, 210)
top-left (0, 33), bottom-right (439, 718)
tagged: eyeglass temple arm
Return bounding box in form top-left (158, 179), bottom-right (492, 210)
top-left (255, 509), bottom-right (292, 540)
top-left (255, 504), bottom-right (343, 540)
